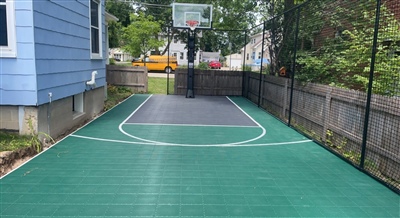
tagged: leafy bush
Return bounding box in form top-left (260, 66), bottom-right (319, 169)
top-left (196, 62), bottom-right (210, 70)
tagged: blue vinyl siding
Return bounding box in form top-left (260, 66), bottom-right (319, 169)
top-left (1, 0), bottom-right (106, 106)
top-left (33, 0), bottom-right (106, 105)
top-left (0, 1), bottom-right (37, 105)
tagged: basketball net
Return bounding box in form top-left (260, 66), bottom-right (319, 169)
top-left (186, 20), bottom-right (199, 31)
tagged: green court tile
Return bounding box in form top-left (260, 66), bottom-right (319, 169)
top-left (160, 185), bottom-right (181, 194)
top-left (273, 205), bottom-right (301, 217)
top-left (261, 187), bottom-right (284, 196)
top-left (15, 193), bottom-right (45, 203)
top-left (181, 205), bottom-right (204, 216)
top-left (135, 194), bottom-right (159, 205)
top-left (204, 205), bottom-right (229, 216)
top-left (339, 206), bottom-right (370, 217)
top-left (251, 206), bottom-right (277, 217)
top-left (181, 178), bottom-right (202, 185)
top-left (0, 194), bottom-right (22, 203)
top-left (201, 178), bottom-right (220, 186)
top-left (266, 196), bottom-right (291, 206)
top-left (383, 206), bottom-right (400, 217)
top-left (112, 194), bottom-right (136, 205)
top-left (26, 205), bottom-right (60, 216)
top-left (117, 185), bottom-right (142, 194)
top-left (181, 194), bottom-right (203, 204)
top-left (39, 193), bottom-right (68, 204)
top-left (181, 185), bottom-right (202, 194)
top-left (318, 207), bottom-right (347, 217)
top-left (78, 205), bottom-right (108, 216)
top-left (329, 196), bottom-right (358, 207)
top-left (158, 194), bottom-right (181, 204)
top-left (52, 205), bottom-right (81, 216)
top-left (156, 205), bottom-right (180, 216)
top-left (131, 205), bottom-right (157, 216)
top-left (362, 206), bottom-right (393, 217)
top-left (245, 195), bottom-right (270, 205)
top-left (224, 195), bottom-right (247, 205)
top-left (1, 204), bottom-right (35, 216)
top-left (105, 205), bottom-right (133, 216)
top-left (286, 196), bottom-right (312, 206)
top-left (294, 206), bottom-right (324, 217)
top-left (201, 186), bottom-right (223, 195)
top-left (64, 194), bottom-right (91, 204)
top-left (203, 195), bottom-right (225, 205)
top-left (95, 185), bottom-right (120, 194)
top-left (307, 196), bottom-right (335, 207)
top-left (86, 194), bottom-right (115, 204)
top-left (226, 205), bottom-right (253, 216)
top-left (279, 187), bottom-right (304, 196)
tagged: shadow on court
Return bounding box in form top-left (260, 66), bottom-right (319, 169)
top-left (1, 94), bottom-right (398, 217)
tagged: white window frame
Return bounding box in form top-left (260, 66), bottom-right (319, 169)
top-left (0, 0), bottom-right (17, 58)
top-left (90, 0), bottom-right (102, 59)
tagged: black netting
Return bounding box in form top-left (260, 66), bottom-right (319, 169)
top-left (242, 0), bottom-right (400, 193)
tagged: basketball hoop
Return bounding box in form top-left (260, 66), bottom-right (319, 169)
top-left (186, 20), bottom-right (199, 31)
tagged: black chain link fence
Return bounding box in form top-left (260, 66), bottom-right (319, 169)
top-left (242, 0), bottom-right (400, 194)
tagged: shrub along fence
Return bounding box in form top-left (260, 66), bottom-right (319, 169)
top-left (243, 0), bottom-right (400, 193)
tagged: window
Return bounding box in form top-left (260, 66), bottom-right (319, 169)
top-left (258, 52), bottom-right (261, 59)
top-left (0, 0), bottom-right (16, 57)
top-left (72, 93), bottom-right (84, 119)
top-left (251, 52), bottom-right (255, 60)
top-left (173, 36), bottom-right (178, 43)
top-left (90, 0), bottom-right (102, 58)
top-left (246, 53), bottom-right (249, 60)
top-left (180, 52), bottom-right (184, 60)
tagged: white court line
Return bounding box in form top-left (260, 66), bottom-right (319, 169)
top-left (119, 95), bottom-right (266, 146)
top-left (124, 123), bottom-right (260, 128)
top-left (70, 134), bottom-right (312, 147)
top-left (0, 94), bottom-right (138, 180)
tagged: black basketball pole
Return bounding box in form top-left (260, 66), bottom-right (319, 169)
top-left (186, 29), bottom-right (196, 98)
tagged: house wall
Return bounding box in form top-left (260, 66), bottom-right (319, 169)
top-left (32, 0), bottom-right (107, 105)
top-left (37, 87), bottom-right (105, 138)
top-left (0, 1), bottom-right (37, 106)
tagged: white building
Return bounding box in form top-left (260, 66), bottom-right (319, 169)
top-left (109, 48), bottom-right (133, 62)
top-left (159, 34), bottom-right (201, 66)
top-left (241, 32), bottom-right (271, 71)
top-left (224, 53), bottom-right (243, 70)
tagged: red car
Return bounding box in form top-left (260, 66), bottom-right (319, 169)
top-left (208, 61), bottom-right (221, 69)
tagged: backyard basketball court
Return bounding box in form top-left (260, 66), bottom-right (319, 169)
top-left (1, 94), bottom-right (398, 217)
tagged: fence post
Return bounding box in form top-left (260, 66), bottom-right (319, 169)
top-left (282, 79), bottom-right (289, 119)
top-left (360, 0), bottom-right (381, 169)
top-left (257, 21), bottom-right (266, 107)
top-left (242, 31), bottom-right (248, 97)
top-left (288, 7), bottom-right (301, 126)
top-left (322, 87), bottom-right (333, 142)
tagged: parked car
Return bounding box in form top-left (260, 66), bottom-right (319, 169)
top-left (208, 61), bottom-right (221, 69)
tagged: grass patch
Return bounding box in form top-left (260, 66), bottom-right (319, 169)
top-left (0, 131), bottom-right (34, 152)
top-left (148, 77), bottom-right (174, 94)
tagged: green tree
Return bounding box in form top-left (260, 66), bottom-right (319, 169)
top-left (106, 0), bottom-right (133, 48)
top-left (296, 1), bottom-right (400, 96)
top-left (122, 13), bottom-right (165, 59)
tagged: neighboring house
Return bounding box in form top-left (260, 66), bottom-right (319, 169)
top-left (0, 0), bottom-right (116, 138)
top-left (224, 53), bottom-right (243, 70)
top-left (241, 32), bottom-right (271, 71)
top-left (109, 48), bottom-right (133, 62)
top-left (164, 35), bottom-right (201, 66)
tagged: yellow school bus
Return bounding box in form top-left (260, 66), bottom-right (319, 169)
top-left (132, 55), bottom-right (178, 73)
